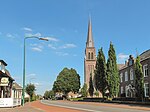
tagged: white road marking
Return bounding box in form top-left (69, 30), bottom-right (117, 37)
top-left (41, 100), bottom-right (103, 112)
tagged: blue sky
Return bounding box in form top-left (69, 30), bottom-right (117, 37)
top-left (0, 0), bottom-right (150, 95)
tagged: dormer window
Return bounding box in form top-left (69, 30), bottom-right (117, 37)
top-left (0, 60), bottom-right (7, 72)
top-left (0, 62), bottom-right (5, 70)
top-left (129, 60), bottom-right (132, 66)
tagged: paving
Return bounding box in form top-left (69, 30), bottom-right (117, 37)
top-left (0, 102), bottom-right (44, 112)
top-left (0, 101), bottom-right (82, 112)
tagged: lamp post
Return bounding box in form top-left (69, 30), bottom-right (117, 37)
top-left (22, 36), bottom-right (48, 106)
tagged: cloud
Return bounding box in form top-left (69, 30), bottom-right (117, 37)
top-left (13, 76), bottom-right (21, 80)
top-left (34, 82), bottom-right (42, 86)
top-left (25, 32), bottom-right (41, 37)
top-left (23, 27), bottom-right (32, 32)
top-left (56, 52), bottom-right (69, 56)
top-left (118, 53), bottom-right (129, 60)
top-left (32, 47), bottom-right (42, 52)
top-left (118, 53), bottom-right (129, 63)
top-left (73, 54), bottom-right (77, 57)
top-left (30, 43), bottom-right (44, 52)
top-left (6, 33), bottom-right (15, 39)
top-left (30, 43), bottom-right (43, 49)
top-left (44, 37), bottom-right (59, 42)
top-left (60, 44), bottom-right (77, 49)
top-left (26, 73), bottom-right (36, 78)
top-left (48, 44), bottom-right (57, 50)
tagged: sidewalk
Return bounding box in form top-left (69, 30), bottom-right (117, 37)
top-left (0, 102), bottom-right (44, 112)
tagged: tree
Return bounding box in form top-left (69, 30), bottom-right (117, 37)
top-left (94, 90), bottom-right (99, 97)
top-left (94, 47), bottom-right (107, 98)
top-left (49, 90), bottom-right (55, 99)
top-left (135, 56), bottom-right (144, 100)
top-left (53, 68), bottom-right (80, 96)
top-left (44, 91), bottom-right (50, 100)
top-left (107, 42), bottom-right (119, 98)
top-left (81, 83), bottom-right (88, 97)
top-left (26, 83), bottom-right (36, 101)
top-left (44, 90), bottom-right (55, 100)
top-left (88, 73), bottom-right (94, 97)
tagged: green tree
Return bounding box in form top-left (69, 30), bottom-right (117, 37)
top-left (81, 83), bottom-right (88, 97)
top-left (135, 56), bottom-right (144, 100)
top-left (53, 68), bottom-right (80, 96)
top-left (94, 47), bottom-right (107, 98)
top-left (107, 42), bottom-right (119, 98)
top-left (94, 90), bottom-right (99, 97)
top-left (44, 90), bottom-right (50, 100)
top-left (25, 83), bottom-right (36, 101)
top-left (88, 73), bottom-right (94, 97)
top-left (49, 90), bottom-right (55, 99)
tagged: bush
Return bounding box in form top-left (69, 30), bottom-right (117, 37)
top-left (69, 98), bottom-right (83, 101)
top-left (83, 98), bottom-right (106, 102)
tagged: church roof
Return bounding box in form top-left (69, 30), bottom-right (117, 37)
top-left (86, 18), bottom-right (94, 48)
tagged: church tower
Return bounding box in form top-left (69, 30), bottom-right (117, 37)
top-left (84, 18), bottom-right (96, 87)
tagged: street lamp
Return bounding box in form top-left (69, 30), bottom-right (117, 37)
top-left (22, 36), bottom-right (48, 106)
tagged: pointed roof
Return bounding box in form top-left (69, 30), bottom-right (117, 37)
top-left (86, 17), bottom-right (94, 48)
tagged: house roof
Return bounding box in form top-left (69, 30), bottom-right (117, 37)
top-left (119, 49), bottom-right (150, 71)
top-left (13, 82), bottom-right (22, 90)
top-left (140, 49), bottom-right (150, 61)
top-left (117, 64), bottom-right (125, 70)
top-left (0, 60), bottom-right (7, 66)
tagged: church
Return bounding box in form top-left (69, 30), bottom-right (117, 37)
top-left (84, 18), bottom-right (96, 88)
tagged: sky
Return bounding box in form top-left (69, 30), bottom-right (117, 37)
top-left (0, 0), bottom-right (150, 95)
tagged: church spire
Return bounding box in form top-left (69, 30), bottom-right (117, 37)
top-left (86, 17), bottom-right (94, 48)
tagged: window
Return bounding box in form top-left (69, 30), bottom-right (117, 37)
top-left (130, 68), bottom-right (134, 80)
top-left (0, 64), bottom-right (5, 71)
top-left (143, 64), bottom-right (148, 77)
top-left (88, 52), bottom-right (90, 59)
top-left (121, 86), bottom-right (123, 94)
top-left (120, 73), bottom-right (123, 82)
top-left (91, 52), bottom-right (93, 59)
top-left (144, 83), bottom-right (149, 97)
top-left (125, 71), bottom-right (128, 81)
top-left (125, 86), bottom-right (129, 97)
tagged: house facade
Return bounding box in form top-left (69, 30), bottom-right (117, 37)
top-left (0, 60), bottom-right (22, 107)
top-left (119, 50), bottom-right (150, 98)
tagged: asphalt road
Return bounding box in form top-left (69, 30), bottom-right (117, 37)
top-left (41, 100), bottom-right (150, 112)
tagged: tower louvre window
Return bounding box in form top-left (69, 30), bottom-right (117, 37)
top-left (91, 52), bottom-right (93, 59)
top-left (88, 52), bottom-right (90, 59)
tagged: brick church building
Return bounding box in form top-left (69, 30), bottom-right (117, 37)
top-left (84, 18), bottom-right (150, 99)
top-left (84, 18), bottom-right (96, 88)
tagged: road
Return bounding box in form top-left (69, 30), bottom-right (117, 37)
top-left (41, 100), bottom-right (150, 112)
